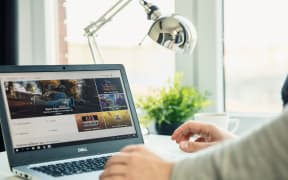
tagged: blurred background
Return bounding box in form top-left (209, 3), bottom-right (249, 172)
top-left (1, 0), bottom-right (288, 137)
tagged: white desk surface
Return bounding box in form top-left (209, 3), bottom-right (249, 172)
top-left (0, 135), bottom-right (192, 180)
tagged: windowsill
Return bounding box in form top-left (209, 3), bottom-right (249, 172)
top-left (146, 113), bottom-right (279, 136)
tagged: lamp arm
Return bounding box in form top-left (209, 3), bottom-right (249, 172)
top-left (84, 0), bottom-right (134, 64)
top-left (84, 0), bottom-right (160, 64)
top-left (87, 35), bottom-right (105, 64)
top-left (84, 0), bottom-right (133, 36)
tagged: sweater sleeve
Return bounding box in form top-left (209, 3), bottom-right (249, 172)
top-left (172, 108), bottom-right (288, 180)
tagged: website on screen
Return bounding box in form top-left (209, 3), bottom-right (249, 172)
top-left (0, 70), bottom-right (136, 153)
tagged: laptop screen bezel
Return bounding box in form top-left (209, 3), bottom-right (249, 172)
top-left (0, 64), bottom-right (144, 168)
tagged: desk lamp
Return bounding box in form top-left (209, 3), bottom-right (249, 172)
top-left (84, 0), bottom-right (197, 64)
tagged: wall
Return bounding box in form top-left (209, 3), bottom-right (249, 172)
top-left (0, 0), bottom-right (18, 152)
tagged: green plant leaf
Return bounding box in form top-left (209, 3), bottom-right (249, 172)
top-left (136, 73), bottom-right (211, 126)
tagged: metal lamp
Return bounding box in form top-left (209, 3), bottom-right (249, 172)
top-left (84, 0), bottom-right (197, 64)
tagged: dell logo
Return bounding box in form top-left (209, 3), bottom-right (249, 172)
top-left (77, 147), bottom-right (88, 153)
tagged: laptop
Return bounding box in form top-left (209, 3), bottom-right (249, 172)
top-left (0, 64), bottom-right (144, 179)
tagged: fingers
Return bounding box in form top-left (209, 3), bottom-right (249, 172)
top-left (105, 154), bottom-right (129, 168)
top-left (121, 145), bottom-right (162, 161)
top-left (174, 132), bottom-right (195, 143)
top-left (100, 171), bottom-right (126, 180)
top-left (121, 145), bottom-right (147, 153)
top-left (105, 145), bottom-right (153, 168)
top-left (179, 141), bottom-right (217, 153)
top-left (100, 175), bottom-right (125, 180)
top-left (101, 154), bottom-right (129, 180)
top-left (195, 136), bottom-right (206, 142)
top-left (101, 164), bottom-right (127, 176)
top-left (172, 121), bottom-right (213, 142)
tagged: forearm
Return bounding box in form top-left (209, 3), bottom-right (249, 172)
top-left (172, 109), bottom-right (288, 180)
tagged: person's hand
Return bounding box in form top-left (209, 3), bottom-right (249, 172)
top-left (100, 145), bottom-right (174, 180)
top-left (172, 121), bottom-right (236, 153)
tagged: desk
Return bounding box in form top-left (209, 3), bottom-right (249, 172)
top-left (0, 135), bottom-right (190, 180)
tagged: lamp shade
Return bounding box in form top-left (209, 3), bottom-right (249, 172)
top-left (148, 14), bottom-right (197, 55)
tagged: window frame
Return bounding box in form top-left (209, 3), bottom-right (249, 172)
top-left (175, 0), bottom-right (225, 112)
top-left (18, 0), bottom-right (59, 65)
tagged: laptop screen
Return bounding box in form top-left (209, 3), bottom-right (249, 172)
top-left (0, 70), bottom-right (137, 154)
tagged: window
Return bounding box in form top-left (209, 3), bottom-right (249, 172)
top-left (224, 0), bottom-right (288, 113)
top-left (18, 0), bottom-right (176, 99)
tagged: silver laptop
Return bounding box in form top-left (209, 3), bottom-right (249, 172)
top-left (0, 64), bottom-right (144, 179)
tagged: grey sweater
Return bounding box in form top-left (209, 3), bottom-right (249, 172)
top-left (172, 108), bottom-right (288, 180)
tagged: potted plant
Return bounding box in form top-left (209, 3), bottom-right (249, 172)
top-left (137, 73), bottom-right (210, 135)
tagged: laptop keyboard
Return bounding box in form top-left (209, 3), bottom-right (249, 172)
top-left (31, 156), bottom-right (111, 177)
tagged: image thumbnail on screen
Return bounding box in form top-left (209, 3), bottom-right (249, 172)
top-left (4, 79), bottom-right (102, 119)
